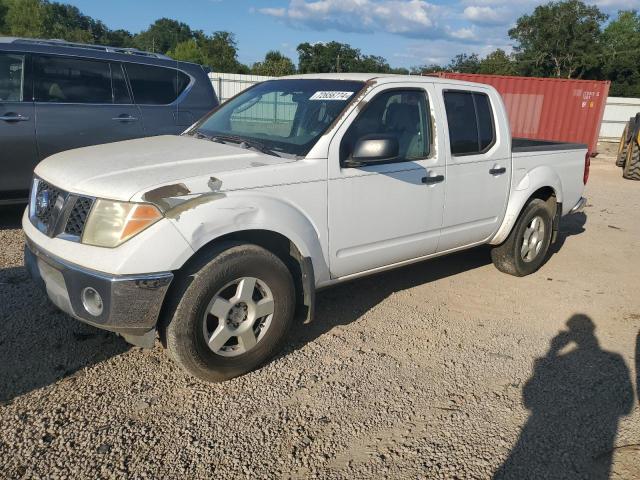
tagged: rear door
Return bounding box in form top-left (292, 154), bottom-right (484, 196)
top-left (33, 55), bottom-right (144, 160)
top-left (0, 51), bottom-right (37, 197)
top-left (434, 86), bottom-right (511, 251)
top-left (124, 63), bottom-right (192, 135)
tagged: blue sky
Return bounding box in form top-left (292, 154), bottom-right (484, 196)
top-left (67, 0), bottom-right (640, 68)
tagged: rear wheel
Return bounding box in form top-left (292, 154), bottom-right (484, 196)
top-left (491, 198), bottom-right (554, 277)
top-left (623, 141), bottom-right (640, 180)
top-left (616, 128), bottom-right (629, 168)
top-left (164, 243), bottom-right (295, 382)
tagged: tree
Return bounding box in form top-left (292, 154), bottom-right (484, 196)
top-left (297, 41), bottom-right (394, 73)
top-left (134, 18), bottom-right (192, 53)
top-left (3, 0), bottom-right (45, 37)
top-left (252, 50), bottom-right (296, 76)
top-left (167, 31), bottom-right (249, 73)
top-left (509, 0), bottom-right (607, 78)
top-left (447, 53), bottom-right (480, 73)
top-left (601, 10), bottom-right (640, 96)
top-left (478, 49), bottom-right (517, 75)
top-left (168, 38), bottom-right (205, 64)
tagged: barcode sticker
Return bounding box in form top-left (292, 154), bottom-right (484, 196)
top-left (309, 91), bottom-right (354, 101)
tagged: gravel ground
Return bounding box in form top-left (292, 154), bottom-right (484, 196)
top-left (1, 150), bottom-right (639, 479)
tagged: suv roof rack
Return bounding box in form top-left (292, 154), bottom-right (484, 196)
top-left (10, 38), bottom-right (173, 60)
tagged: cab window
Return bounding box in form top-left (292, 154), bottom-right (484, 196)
top-left (443, 90), bottom-right (495, 155)
top-left (341, 89), bottom-right (431, 164)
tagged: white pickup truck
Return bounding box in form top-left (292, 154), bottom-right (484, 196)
top-left (24, 74), bottom-right (588, 381)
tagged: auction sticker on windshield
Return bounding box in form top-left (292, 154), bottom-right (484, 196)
top-left (310, 91), bottom-right (354, 101)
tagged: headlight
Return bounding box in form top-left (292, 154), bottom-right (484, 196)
top-left (82, 200), bottom-right (163, 248)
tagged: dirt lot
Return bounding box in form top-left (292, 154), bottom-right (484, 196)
top-left (1, 150), bottom-right (639, 479)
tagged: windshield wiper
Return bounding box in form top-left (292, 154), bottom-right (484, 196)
top-left (209, 134), bottom-right (281, 158)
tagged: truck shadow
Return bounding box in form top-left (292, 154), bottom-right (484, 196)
top-left (0, 266), bottom-right (129, 403)
top-left (0, 205), bottom-right (25, 230)
top-left (289, 212), bottom-right (587, 354)
top-left (494, 314), bottom-right (635, 479)
top-left (288, 245), bottom-right (493, 351)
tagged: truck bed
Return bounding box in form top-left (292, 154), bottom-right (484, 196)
top-left (512, 137), bottom-right (587, 153)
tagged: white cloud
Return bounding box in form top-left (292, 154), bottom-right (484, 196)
top-left (259, 0), bottom-right (455, 40)
top-left (463, 6), bottom-right (511, 25)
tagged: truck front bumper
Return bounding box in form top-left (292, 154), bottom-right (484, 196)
top-left (24, 239), bottom-right (173, 347)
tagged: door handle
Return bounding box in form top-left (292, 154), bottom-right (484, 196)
top-left (112, 115), bottom-right (138, 122)
top-left (489, 167), bottom-right (507, 175)
top-left (422, 174), bottom-right (445, 184)
top-left (0, 114), bottom-right (30, 122)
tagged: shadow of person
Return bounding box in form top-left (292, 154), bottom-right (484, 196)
top-left (494, 314), bottom-right (634, 480)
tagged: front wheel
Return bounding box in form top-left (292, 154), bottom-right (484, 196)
top-left (491, 199), bottom-right (554, 277)
top-left (164, 243), bottom-right (295, 382)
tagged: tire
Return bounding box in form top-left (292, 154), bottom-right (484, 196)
top-left (491, 198), bottom-right (554, 277)
top-left (616, 128), bottom-right (629, 168)
top-left (623, 141), bottom-right (640, 180)
top-left (164, 242), bottom-right (295, 382)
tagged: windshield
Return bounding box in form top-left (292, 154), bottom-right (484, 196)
top-left (194, 79), bottom-right (365, 157)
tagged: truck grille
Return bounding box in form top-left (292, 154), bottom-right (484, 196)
top-left (34, 180), bottom-right (63, 227)
top-left (64, 197), bottom-right (94, 237)
top-left (30, 178), bottom-right (93, 240)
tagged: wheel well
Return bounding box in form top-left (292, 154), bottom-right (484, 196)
top-left (529, 186), bottom-right (557, 209)
top-left (189, 230), bottom-right (310, 322)
top-left (527, 186), bottom-right (561, 241)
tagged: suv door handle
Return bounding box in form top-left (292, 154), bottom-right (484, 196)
top-left (112, 115), bottom-right (138, 122)
top-left (489, 167), bottom-right (506, 175)
top-left (0, 114), bottom-right (30, 122)
top-left (422, 175), bottom-right (445, 184)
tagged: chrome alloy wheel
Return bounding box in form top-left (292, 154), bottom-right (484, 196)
top-left (203, 277), bottom-right (275, 357)
top-left (521, 216), bottom-right (545, 263)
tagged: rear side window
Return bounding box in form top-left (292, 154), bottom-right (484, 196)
top-left (444, 91), bottom-right (495, 155)
top-left (0, 53), bottom-right (25, 102)
top-left (34, 56), bottom-right (112, 103)
top-left (125, 63), bottom-right (190, 105)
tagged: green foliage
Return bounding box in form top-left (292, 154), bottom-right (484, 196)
top-left (509, 0), bottom-right (607, 78)
top-left (251, 50), bottom-right (296, 77)
top-left (167, 31), bottom-right (249, 73)
top-left (133, 18), bottom-right (192, 53)
top-left (478, 49), bottom-right (517, 76)
top-left (601, 10), bottom-right (640, 96)
top-left (297, 41), bottom-right (395, 74)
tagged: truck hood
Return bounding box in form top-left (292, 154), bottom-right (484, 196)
top-left (35, 135), bottom-right (294, 201)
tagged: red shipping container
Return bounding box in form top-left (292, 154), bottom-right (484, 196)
top-left (432, 72), bottom-right (610, 156)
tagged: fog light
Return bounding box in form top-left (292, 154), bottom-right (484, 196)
top-left (81, 287), bottom-right (103, 317)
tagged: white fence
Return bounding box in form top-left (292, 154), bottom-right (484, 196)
top-left (208, 72), bottom-right (274, 103)
top-left (599, 96), bottom-right (640, 142)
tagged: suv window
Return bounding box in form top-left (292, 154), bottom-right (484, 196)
top-left (125, 63), bottom-right (190, 105)
top-left (341, 89), bottom-right (431, 163)
top-left (0, 53), bottom-right (25, 102)
top-left (443, 91), bottom-right (495, 155)
top-left (34, 56), bottom-right (113, 103)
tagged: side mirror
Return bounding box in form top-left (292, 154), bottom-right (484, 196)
top-left (346, 135), bottom-right (399, 167)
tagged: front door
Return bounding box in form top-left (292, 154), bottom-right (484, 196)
top-left (0, 52), bottom-right (37, 198)
top-left (328, 85), bottom-right (445, 278)
top-left (33, 55), bottom-right (144, 160)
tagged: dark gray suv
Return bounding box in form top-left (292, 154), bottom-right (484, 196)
top-left (0, 37), bottom-right (218, 204)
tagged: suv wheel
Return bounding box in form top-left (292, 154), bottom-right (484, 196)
top-left (164, 243), bottom-right (295, 382)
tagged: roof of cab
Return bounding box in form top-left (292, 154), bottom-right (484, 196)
top-left (281, 72), bottom-right (492, 88)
